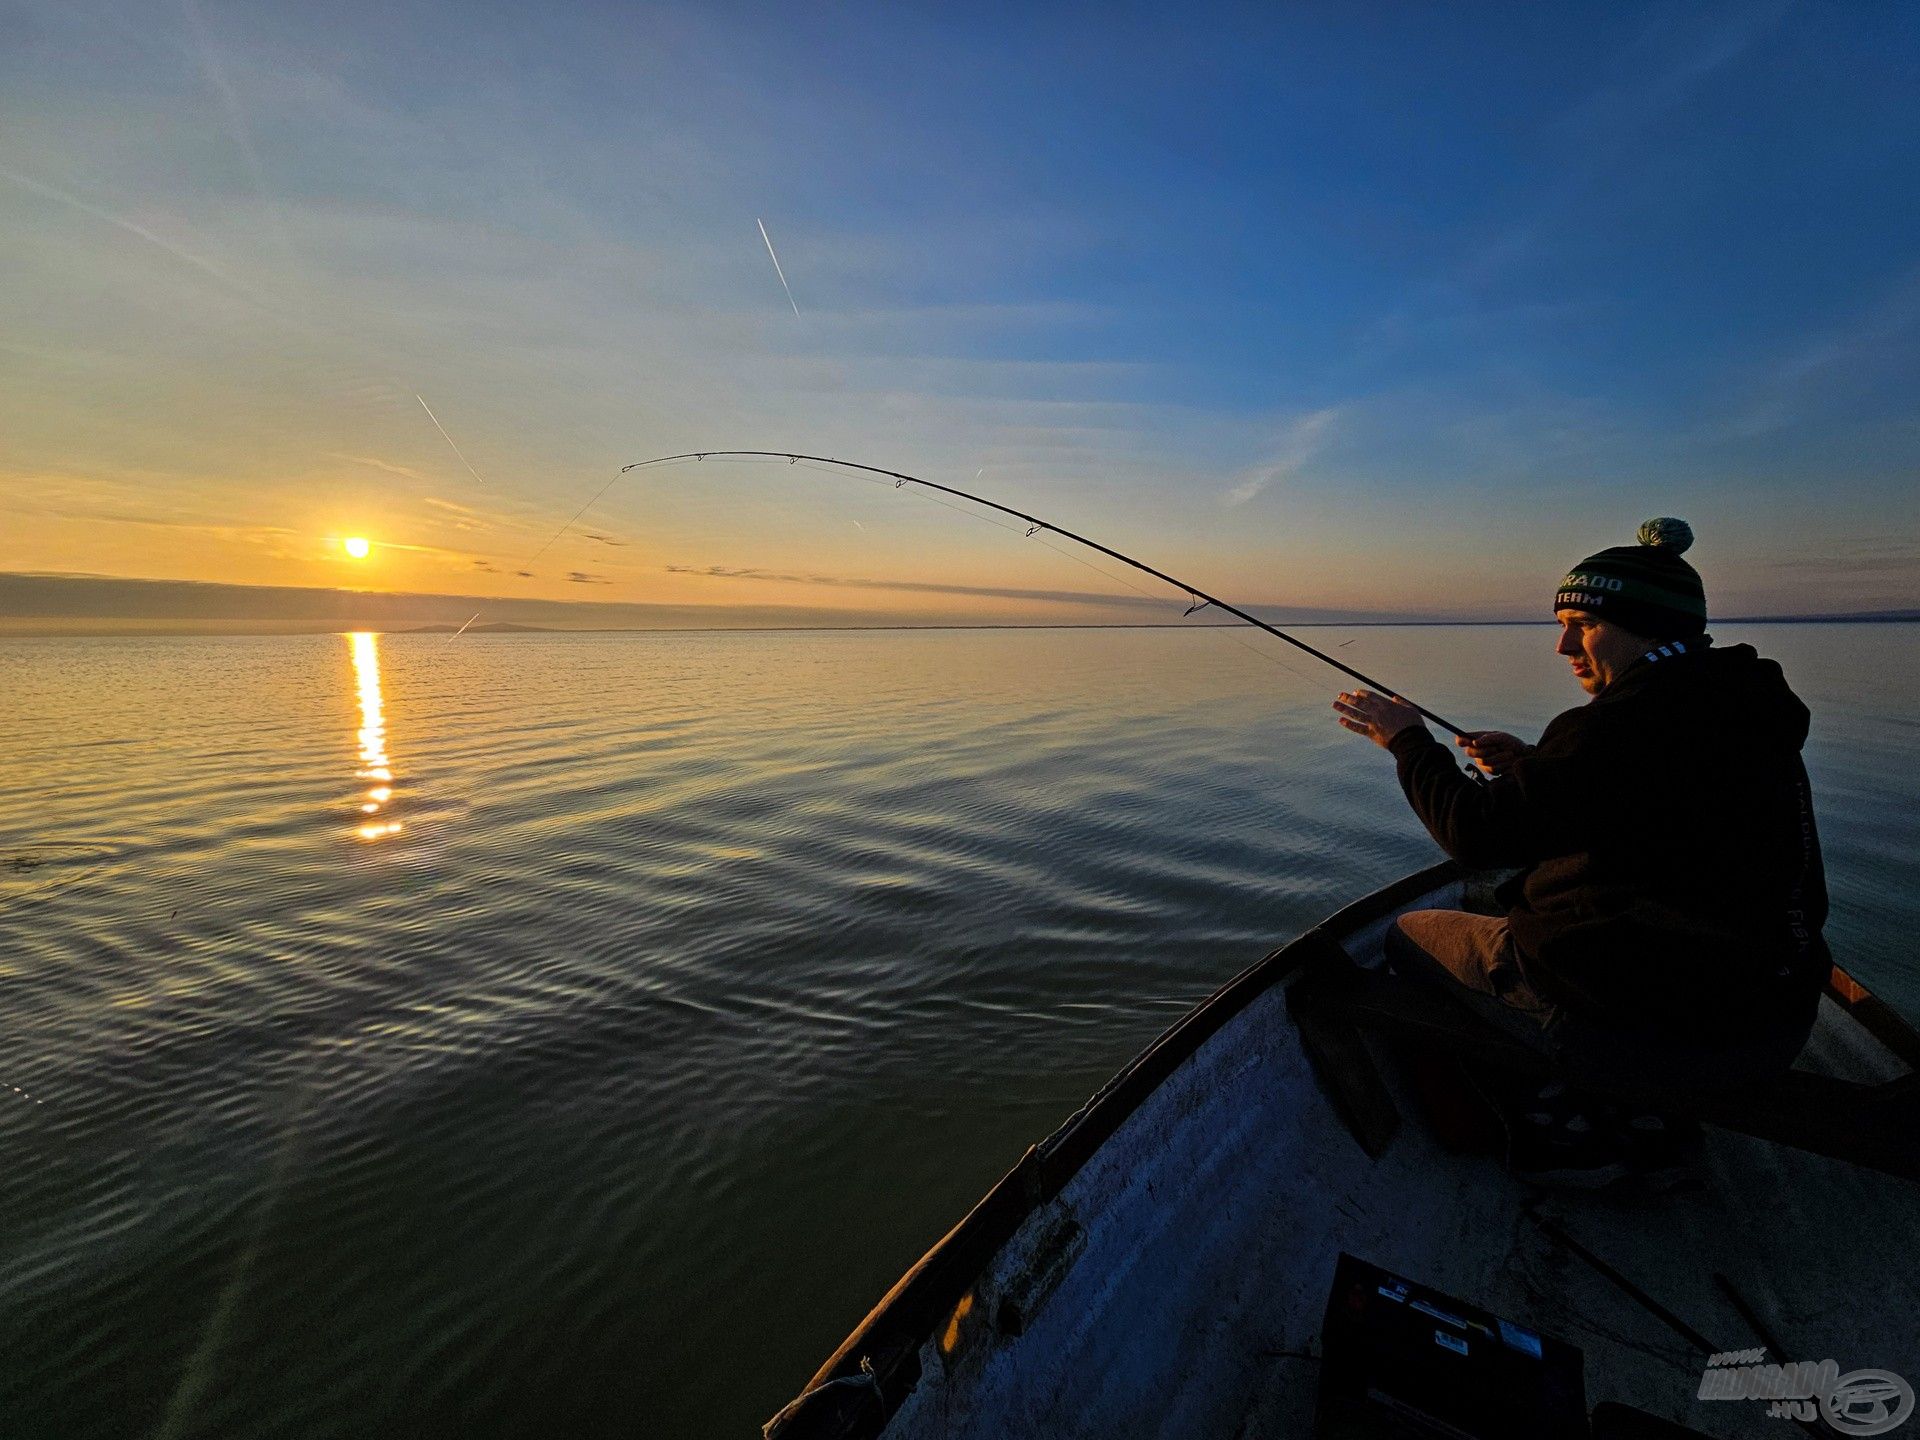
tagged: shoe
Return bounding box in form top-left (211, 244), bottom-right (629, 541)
top-left (1508, 1105), bottom-right (1634, 1189)
top-left (1613, 1111), bottom-right (1705, 1190)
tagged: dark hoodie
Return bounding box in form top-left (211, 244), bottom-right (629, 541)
top-left (1387, 637), bottom-right (1829, 1035)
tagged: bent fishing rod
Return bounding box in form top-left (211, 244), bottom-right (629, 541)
top-left (620, 450), bottom-right (1477, 742)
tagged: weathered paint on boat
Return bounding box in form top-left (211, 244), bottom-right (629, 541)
top-left (768, 862), bottom-right (1920, 1439)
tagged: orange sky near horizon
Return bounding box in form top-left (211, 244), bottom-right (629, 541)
top-left (6, 446), bottom-right (1572, 626)
top-left (8, 447), bottom-right (1907, 626)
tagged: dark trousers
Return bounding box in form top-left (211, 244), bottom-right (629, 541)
top-left (1385, 909), bottom-right (1815, 1093)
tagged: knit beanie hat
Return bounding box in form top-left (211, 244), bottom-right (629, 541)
top-left (1554, 518), bottom-right (1706, 639)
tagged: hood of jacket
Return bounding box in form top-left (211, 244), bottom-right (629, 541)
top-left (1597, 637), bottom-right (1812, 752)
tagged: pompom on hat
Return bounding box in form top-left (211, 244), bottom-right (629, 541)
top-left (1554, 518), bottom-right (1706, 638)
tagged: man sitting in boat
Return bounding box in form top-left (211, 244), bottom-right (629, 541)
top-left (1330, 519), bottom-right (1829, 1182)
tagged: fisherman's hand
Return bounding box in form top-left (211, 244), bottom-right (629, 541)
top-left (1455, 730), bottom-right (1532, 777)
top-left (1332, 690), bottom-right (1426, 749)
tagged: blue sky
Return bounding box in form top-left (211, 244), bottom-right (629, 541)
top-left (3, 0), bottom-right (1917, 622)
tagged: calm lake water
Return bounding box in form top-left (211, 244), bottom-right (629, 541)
top-left (2, 623), bottom-right (1915, 1438)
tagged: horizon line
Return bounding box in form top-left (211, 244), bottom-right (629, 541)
top-left (4, 614), bottom-right (1916, 640)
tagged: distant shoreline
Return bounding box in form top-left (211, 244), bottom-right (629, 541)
top-left (402, 613), bottom-right (1920, 633)
top-left (7, 572), bottom-right (1913, 637)
top-left (4, 613), bottom-right (1915, 639)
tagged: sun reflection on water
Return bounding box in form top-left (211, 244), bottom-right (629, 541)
top-left (348, 631), bottom-right (403, 841)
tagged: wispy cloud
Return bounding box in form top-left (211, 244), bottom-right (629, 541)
top-left (1349, 1), bottom-right (1795, 377)
top-left (367, 538), bottom-right (474, 558)
top-left (664, 563), bottom-right (1169, 611)
top-left (1761, 538), bottom-right (1920, 575)
top-left (1711, 265), bottom-right (1920, 441)
top-left (1221, 409), bottom-right (1339, 507)
top-left (0, 164), bottom-right (261, 301)
top-left (420, 498), bottom-right (510, 535)
top-left (1552, 0), bottom-right (1795, 151)
top-left (333, 454), bottom-right (428, 481)
top-left (1776, 283), bottom-right (1920, 385)
top-left (0, 477), bottom-right (303, 542)
top-left (182, 0), bottom-right (291, 263)
top-left (565, 570), bottom-right (610, 584)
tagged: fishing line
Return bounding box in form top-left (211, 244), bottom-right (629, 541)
top-left (1010, 525), bottom-right (1323, 687)
top-left (1017, 524), bottom-right (1323, 689)
top-left (637, 458), bottom-right (1345, 695)
top-left (823, 460), bottom-right (1323, 690)
top-left (616, 454), bottom-right (1164, 625)
top-left (448, 470), bottom-right (634, 639)
top-left (678, 455), bottom-right (1324, 688)
top-left (912, 484), bottom-right (1323, 687)
top-left (620, 451), bottom-right (1473, 737)
top-left (485, 450), bottom-right (1391, 712)
top-left (525, 473), bottom-right (629, 567)
top-left (455, 452), bottom-right (821, 637)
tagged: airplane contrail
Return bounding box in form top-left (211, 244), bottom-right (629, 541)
top-left (416, 394), bottom-right (486, 484)
top-left (757, 217), bottom-right (800, 316)
top-left (448, 613), bottom-right (480, 642)
top-left (0, 164), bottom-right (259, 299)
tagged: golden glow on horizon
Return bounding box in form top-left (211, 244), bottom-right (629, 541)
top-left (348, 631), bottom-right (401, 842)
top-left (343, 536), bottom-right (372, 559)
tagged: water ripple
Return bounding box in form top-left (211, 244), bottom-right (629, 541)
top-left (0, 625), bottom-right (1914, 1439)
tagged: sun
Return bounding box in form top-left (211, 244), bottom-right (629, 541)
top-left (343, 536), bottom-right (372, 559)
